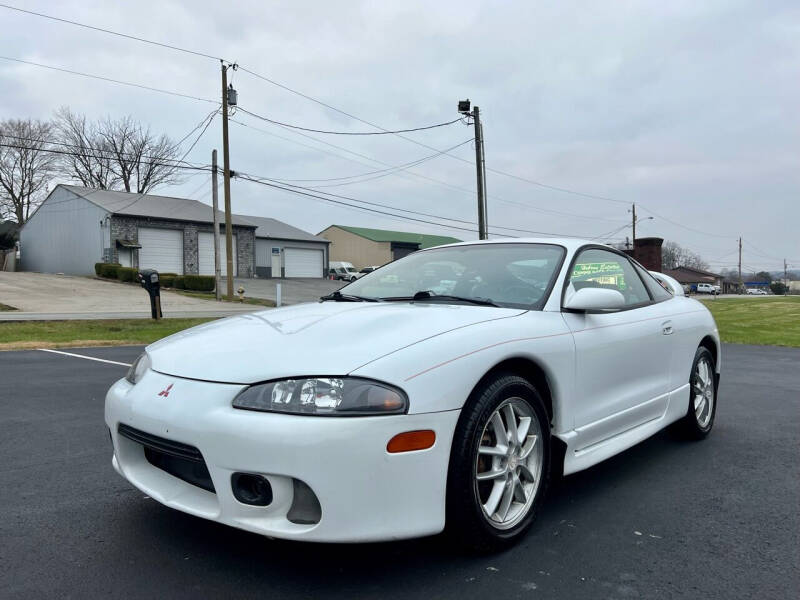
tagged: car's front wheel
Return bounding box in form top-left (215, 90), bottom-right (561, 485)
top-left (446, 374), bottom-right (550, 551)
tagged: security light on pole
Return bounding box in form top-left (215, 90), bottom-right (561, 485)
top-left (458, 99), bottom-right (488, 240)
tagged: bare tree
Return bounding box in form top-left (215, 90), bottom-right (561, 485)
top-left (0, 119), bottom-right (58, 224)
top-left (55, 109), bottom-right (183, 194)
top-left (53, 107), bottom-right (117, 190)
top-left (662, 240), bottom-right (709, 271)
top-left (96, 115), bottom-right (183, 193)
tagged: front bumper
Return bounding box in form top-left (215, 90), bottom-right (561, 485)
top-left (105, 369), bottom-right (460, 542)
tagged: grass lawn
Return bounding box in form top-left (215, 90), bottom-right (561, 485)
top-left (0, 318), bottom-right (217, 351)
top-left (700, 296), bottom-right (800, 347)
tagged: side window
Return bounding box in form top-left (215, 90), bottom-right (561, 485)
top-left (633, 263), bottom-right (673, 301)
top-left (569, 248), bottom-right (651, 307)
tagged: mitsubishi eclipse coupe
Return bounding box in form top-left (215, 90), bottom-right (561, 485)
top-left (105, 239), bottom-right (720, 549)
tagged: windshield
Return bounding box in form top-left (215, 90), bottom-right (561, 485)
top-left (341, 243), bottom-right (565, 309)
top-left (345, 267), bottom-right (358, 273)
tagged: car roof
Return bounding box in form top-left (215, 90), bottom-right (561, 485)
top-left (430, 237), bottom-right (602, 252)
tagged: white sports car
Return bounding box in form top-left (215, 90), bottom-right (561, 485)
top-left (106, 239), bottom-right (720, 549)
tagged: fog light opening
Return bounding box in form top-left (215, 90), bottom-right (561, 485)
top-left (287, 478), bottom-right (321, 525)
top-left (231, 473), bottom-right (273, 506)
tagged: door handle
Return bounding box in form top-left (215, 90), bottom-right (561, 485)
top-left (661, 320), bottom-right (673, 335)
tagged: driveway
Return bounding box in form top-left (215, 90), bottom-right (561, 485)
top-left (230, 277), bottom-right (344, 305)
top-left (1, 343), bottom-right (797, 598)
top-left (0, 272), bottom-right (254, 320)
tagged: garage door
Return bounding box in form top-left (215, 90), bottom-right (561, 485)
top-left (285, 248), bottom-right (323, 278)
top-left (138, 228), bottom-right (183, 274)
top-left (198, 232), bottom-right (237, 276)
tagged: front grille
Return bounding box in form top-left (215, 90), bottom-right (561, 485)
top-left (117, 424), bottom-right (215, 493)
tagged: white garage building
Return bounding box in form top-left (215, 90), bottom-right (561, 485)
top-left (19, 185), bottom-right (327, 279)
top-left (239, 215), bottom-right (330, 278)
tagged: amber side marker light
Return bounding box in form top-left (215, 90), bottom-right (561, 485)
top-left (387, 430), bottom-right (436, 453)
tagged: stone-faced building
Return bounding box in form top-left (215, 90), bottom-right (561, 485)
top-left (20, 184), bottom-right (259, 277)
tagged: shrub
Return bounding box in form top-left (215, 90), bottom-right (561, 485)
top-left (99, 263), bottom-right (122, 278)
top-left (94, 263), bottom-right (104, 276)
top-left (116, 267), bottom-right (138, 283)
top-left (183, 274), bottom-right (215, 292)
top-left (173, 275), bottom-right (186, 289)
top-left (770, 282), bottom-right (786, 295)
top-left (159, 273), bottom-right (177, 288)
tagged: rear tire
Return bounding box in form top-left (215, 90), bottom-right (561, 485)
top-left (676, 347), bottom-right (717, 439)
top-left (446, 374), bottom-right (550, 552)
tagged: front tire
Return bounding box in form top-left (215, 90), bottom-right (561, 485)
top-left (446, 374), bottom-right (550, 551)
top-left (676, 347), bottom-right (717, 439)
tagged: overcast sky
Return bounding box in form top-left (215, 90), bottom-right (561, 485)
top-left (1, 0), bottom-right (797, 272)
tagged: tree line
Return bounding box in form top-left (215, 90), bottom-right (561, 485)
top-left (0, 109), bottom-right (183, 224)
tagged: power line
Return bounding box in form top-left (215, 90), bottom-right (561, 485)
top-left (175, 107), bottom-right (221, 147)
top-left (0, 3), bottom-right (222, 62)
top-left (0, 56), bottom-right (217, 104)
top-left (0, 142), bottom-right (212, 172)
top-left (236, 170), bottom-right (604, 239)
top-left (635, 205), bottom-right (735, 240)
top-left (236, 172), bottom-right (488, 235)
top-left (177, 110), bottom-right (217, 163)
top-left (0, 2), bottom-right (761, 241)
top-left (0, 133), bottom-right (211, 169)
top-left (742, 239), bottom-right (788, 262)
top-left (232, 112), bottom-right (624, 223)
top-left (0, 4), bottom-right (746, 239)
top-left (237, 68), bottom-right (639, 206)
top-left (270, 139), bottom-right (474, 188)
top-left (238, 107), bottom-right (461, 136)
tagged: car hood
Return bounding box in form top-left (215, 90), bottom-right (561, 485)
top-left (147, 301), bottom-right (525, 383)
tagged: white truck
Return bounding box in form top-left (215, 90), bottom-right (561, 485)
top-left (696, 283), bottom-right (718, 295)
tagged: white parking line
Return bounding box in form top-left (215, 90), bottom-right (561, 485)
top-left (39, 348), bottom-right (132, 367)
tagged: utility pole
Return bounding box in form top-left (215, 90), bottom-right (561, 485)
top-left (211, 149), bottom-right (221, 301)
top-left (631, 203), bottom-right (637, 259)
top-left (473, 106), bottom-right (487, 239)
top-left (221, 61), bottom-right (235, 300)
top-left (458, 100), bottom-right (488, 240)
top-left (478, 116), bottom-right (488, 239)
top-left (738, 236), bottom-right (743, 293)
top-left (785, 259), bottom-right (789, 296)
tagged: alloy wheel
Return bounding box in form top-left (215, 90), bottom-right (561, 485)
top-left (474, 397), bottom-right (544, 530)
top-left (692, 357), bottom-right (715, 429)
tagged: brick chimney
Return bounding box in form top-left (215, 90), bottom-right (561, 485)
top-left (627, 237), bottom-right (663, 272)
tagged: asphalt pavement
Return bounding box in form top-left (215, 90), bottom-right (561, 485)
top-left (1, 344), bottom-right (797, 599)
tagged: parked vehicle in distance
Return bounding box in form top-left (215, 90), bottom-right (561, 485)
top-left (714, 284), bottom-right (721, 294)
top-left (354, 265), bottom-right (383, 279)
top-left (746, 288), bottom-right (768, 295)
top-left (329, 261), bottom-right (360, 281)
top-left (106, 239), bottom-right (720, 550)
top-left (696, 283), bottom-right (718, 295)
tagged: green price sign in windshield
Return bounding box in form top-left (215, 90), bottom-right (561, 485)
top-left (572, 262), bottom-right (627, 289)
top-left (572, 262), bottom-right (623, 277)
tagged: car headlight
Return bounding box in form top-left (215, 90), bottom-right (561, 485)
top-left (232, 377), bottom-right (407, 416)
top-left (125, 352), bottom-right (151, 385)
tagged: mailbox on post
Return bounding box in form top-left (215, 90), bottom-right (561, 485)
top-left (137, 269), bottom-right (162, 320)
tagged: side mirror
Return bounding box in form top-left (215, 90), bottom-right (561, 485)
top-left (564, 287), bottom-right (625, 312)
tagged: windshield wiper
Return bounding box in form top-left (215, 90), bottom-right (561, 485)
top-left (320, 290), bottom-right (380, 302)
top-left (381, 290), bottom-right (499, 307)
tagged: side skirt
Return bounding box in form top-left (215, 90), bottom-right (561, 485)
top-left (556, 383), bottom-right (690, 476)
